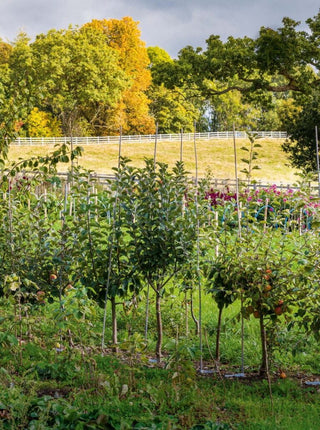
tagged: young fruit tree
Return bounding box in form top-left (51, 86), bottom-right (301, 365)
top-left (124, 159), bottom-right (197, 361)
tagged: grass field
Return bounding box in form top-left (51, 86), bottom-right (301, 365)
top-left (8, 137), bottom-right (300, 184)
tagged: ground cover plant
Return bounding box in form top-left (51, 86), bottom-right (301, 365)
top-left (1, 144), bottom-right (320, 429)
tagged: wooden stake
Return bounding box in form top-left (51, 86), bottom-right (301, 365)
top-left (180, 128), bottom-right (183, 163)
top-left (316, 126), bottom-right (320, 198)
top-left (263, 198), bottom-right (269, 233)
top-left (153, 123), bottom-right (158, 169)
top-left (215, 211), bottom-right (219, 257)
top-left (232, 124), bottom-right (241, 237)
top-left (44, 189), bottom-right (47, 219)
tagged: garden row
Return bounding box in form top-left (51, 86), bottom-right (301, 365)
top-left (1, 155), bottom-right (320, 378)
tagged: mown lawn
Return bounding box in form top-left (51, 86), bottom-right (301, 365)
top-left (8, 137), bottom-right (300, 183)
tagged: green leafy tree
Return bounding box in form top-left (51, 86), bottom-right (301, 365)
top-left (76, 162), bottom-right (142, 348)
top-left (240, 132), bottom-right (262, 184)
top-left (226, 229), bottom-right (314, 377)
top-left (147, 46), bottom-right (203, 132)
top-left (151, 13), bottom-right (320, 134)
top-left (156, 14), bottom-right (320, 98)
top-left (0, 34), bottom-right (32, 163)
top-left (124, 159), bottom-right (197, 361)
top-left (148, 84), bottom-right (197, 133)
top-left (147, 46), bottom-right (173, 67)
top-left (282, 90), bottom-right (320, 173)
top-left (206, 254), bottom-right (238, 361)
top-left (29, 25), bottom-right (128, 136)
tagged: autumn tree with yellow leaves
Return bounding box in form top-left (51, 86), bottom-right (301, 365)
top-left (85, 17), bottom-right (155, 135)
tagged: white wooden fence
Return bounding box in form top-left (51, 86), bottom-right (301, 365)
top-left (11, 131), bottom-right (287, 146)
top-left (53, 172), bottom-right (318, 194)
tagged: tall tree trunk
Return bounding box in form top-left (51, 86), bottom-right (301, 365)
top-left (215, 306), bottom-right (223, 361)
top-left (155, 289), bottom-right (162, 362)
top-left (259, 314), bottom-right (268, 377)
top-left (111, 296), bottom-right (118, 353)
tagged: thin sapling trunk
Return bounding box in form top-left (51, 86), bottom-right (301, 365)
top-left (259, 314), bottom-right (268, 377)
top-left (190, 291), bottom-right (200, 336)
top-left (215, 306), bottom-right (223, 362)
top-left (111, 296), bottom-right (118, 352)
top-left (155, 288), bottom-right (163, 362)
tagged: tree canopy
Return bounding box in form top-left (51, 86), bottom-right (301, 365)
top-left (84, 17), bottom-right (155, 134)
top-left (153, 12), bottom-right (320, 98)
top-left (1, 11), bottom-right (320, 169)
top-left (0, 17), bottom-right (155, 143)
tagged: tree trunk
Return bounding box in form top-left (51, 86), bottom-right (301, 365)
top-left (259, 314), bottom-right (268, 377)
top-left (190, 291), bottom-right (200, 336)
top-left (144, 284), bottom-right (150, 341)
top-left (185, 291), bottom-right (189, 337)
top-left (111, 296), bottom-right (118, 352)
top-left (215, 306), bottom-right (223, 362)
top-left (155, 290), bottom-right (162, 362)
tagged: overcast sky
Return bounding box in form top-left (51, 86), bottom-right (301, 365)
top-left (0, 0), bottom-right (319, 57)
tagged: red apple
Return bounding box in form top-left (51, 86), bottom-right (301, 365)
top-left (274, 306), bottom-right (283, 315)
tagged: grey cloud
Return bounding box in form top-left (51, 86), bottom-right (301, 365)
top-left (0, 0), bottom-right (318, 56)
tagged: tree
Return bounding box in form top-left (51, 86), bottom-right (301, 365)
top-left (124, 159), bottom-right (197, 361)
top-left (149, 11), bottom-right (320, 135)
top-left (26, 108), bottom-right (62, 137)
top-left (0, 39), bottom-right (12, 65)
top-left (85, 17), bottom-right (155, 134)
top-left (147, 46), bottom-right (203, 132)
top-left (0, 34), bottom-right (32, 162)
top-left (29, 25), bottom-right (128, 136)
top-left (77, 162), bottom-right (142, 349)
top-left (148, 84), bottom-right (197, 133)
top-left (154, 13), bottom-right (320, 99)
top-left (206, 255), bottom-right (238, 361)
top-left (282, 91), bottom-right (320, 173)
top-left (147, 46), bottom-right (173, 67)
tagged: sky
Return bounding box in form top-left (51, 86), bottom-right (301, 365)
top-left (0, 0), bottom-right (319, 57)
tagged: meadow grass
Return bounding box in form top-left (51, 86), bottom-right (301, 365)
top-left (8, 137), bottom-right (300, 183)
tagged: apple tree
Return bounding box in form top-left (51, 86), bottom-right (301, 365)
top-left (123, 159), bottom-right (198, 361)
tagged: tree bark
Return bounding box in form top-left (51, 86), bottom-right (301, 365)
top-left (215, 306), bottom-right (223, 362)
top-left (185, 292), bottom-right (189, 337)
top-left (155, 290), bottom-right (162, 362)
top-left (259, 314), bottom-right (268, 377)
top-left (111, 296), bottom-right (118, 352)
top-left (190, 291), bottom-right (200, 336)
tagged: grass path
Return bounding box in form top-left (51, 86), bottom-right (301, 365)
top-left (8, 137), bottom-right (300, 184)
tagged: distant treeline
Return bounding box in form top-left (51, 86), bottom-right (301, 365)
top-left (1, 12), bottom-right (320, 171)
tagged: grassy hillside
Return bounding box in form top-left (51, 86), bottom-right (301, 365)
top-left (8, 137), bottom-right (300, 184)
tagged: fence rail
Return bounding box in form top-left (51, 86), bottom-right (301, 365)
top-left (11, 131), bottom-right (287, 146)
top-left (53, 172), bottom-right (318, 194)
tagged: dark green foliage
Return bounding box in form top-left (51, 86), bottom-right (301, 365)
top-left (282, 91), bottom-right (320, 173)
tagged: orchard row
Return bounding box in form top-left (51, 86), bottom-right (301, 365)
top-left (1, 158), bottom-right (320, 376)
